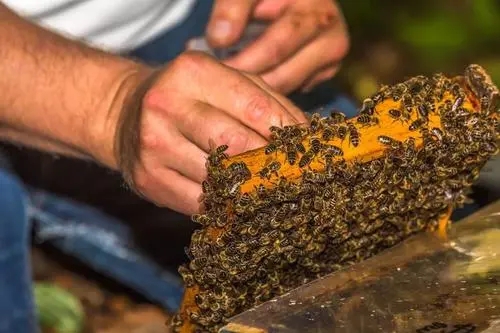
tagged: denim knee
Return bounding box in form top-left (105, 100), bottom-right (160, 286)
top-left (0, 170), bottom-right (30, 249)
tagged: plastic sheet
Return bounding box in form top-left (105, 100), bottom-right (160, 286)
top-left (219, 201), bottom-right (500, 333)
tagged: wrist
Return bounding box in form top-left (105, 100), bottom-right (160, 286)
top-left (86, 60), bottom-right (157, 171)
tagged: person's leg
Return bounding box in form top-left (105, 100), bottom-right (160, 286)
top-left (0, 168), bottom-right (38, 333)
top-left (29, 187), bottom-right (185, 311)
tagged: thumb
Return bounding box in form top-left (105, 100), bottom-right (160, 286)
top-left (206, 0), bottom-right (258, 48)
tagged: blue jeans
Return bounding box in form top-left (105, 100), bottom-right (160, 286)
top-left (0, 1), bottom-right (372, 332)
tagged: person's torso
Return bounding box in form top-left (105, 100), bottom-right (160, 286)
top-left (2, 0), bottom-right (197, 53)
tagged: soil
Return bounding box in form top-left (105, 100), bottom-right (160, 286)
top-left (32, 246), bottom-right (171, 333)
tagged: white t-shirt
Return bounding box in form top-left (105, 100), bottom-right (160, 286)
top-left (2, 0), bottom-right (197, 53)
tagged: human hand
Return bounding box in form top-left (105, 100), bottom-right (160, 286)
top-left (206, 0), bottom-right (350, 94)
top-left (112, 52), bottom-right (307, 215)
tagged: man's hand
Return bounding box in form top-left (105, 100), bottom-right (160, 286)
top-left (115, 52), bottom-right (307, 215)
top-left (206, 0), bottom-right (350, 94)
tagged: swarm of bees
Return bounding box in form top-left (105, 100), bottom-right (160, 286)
top-left (171, 65), bottom-right (499, 333)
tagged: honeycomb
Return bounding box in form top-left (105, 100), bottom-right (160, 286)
top-left (171, 64), bottom-right (500, 333)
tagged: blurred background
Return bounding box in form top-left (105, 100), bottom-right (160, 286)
top-left (34, 1), bottom-right (500, 332)
top-left (336, 0), bottom-right (500, 100)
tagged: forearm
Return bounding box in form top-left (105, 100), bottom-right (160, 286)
top-left (0, 3), bottom-right (153, 169)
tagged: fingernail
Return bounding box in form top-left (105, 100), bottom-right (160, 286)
top-left (210, 20), bottom-right (232, 42)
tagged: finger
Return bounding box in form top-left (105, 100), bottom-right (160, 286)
top-left (141, 109), bottom-right (208, 183)
top-left (245, 73), bottom-right (309, 124)
top-left (261, 26), bottom-right (349, 94)
top-left (177, 101), bottom-right (268, 156)
top-left (134, 163), bottom-right (202, 215)
top-left (253, 0), bottom-right (290, 19)
top-left (206, 0), bottom-right (259, 48)
top-left (198, 61), bottom-right (300, 137)
top-left (223, 8), bottom-right (332, 73)
top-left (301, 65), bottom-right (341, 93)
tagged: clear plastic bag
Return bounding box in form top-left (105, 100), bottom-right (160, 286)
top-left (220, 201), bottom-right (500, 333)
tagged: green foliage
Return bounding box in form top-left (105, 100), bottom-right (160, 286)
top-left (337, 0), bottom-right (500, 92)
top-left (35, 283), bottom-right (85, 333)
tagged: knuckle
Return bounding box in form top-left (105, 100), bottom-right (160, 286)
top-left (219, 129), bottom-right (251, 153)
top-left (244, 94), bottom-right (273, 122)
top-left (171, 51), bottom-right (210, 74)
top-left (268, 41), bottom-right (289, 65)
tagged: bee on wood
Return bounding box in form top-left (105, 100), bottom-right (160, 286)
top-left (451, 96), bottom-right (464, 113)
top-left (177, 265), bottom-right (195, 287)
top-left (310, 137), bottom-right (322, 154)
top-left (348, 123), bottom-right (360, 147)
top-left (329, 110), bottom-right (346, 124)
top-left (227, 161), bottom-right (250, 179)
top-left (286, 147), bottom-right (298, 166)
top-left (417, 103), bottom-right (429, 119)
top-left (310, 113), bottom-right (322, 133)
top-left (201, 180), bottom-right (212, 194)
top-left (356, 114), bottom-right (372, 127)
top-left (372, 91), bottom-right (385, 103)
top-left (268, 161), bottom-right (281, 174)
top-left (378, 135), bottom-right (402, 149)
top-left (295, 142), bottom-right (306, 154)
top-left (325, 144), bottom-right (343, 157)
top-left (191, 214), bottom-right (211, 226)
top-left (388, 108), bottom-right (403, 123)
top-left (409, 118), bottom-right (426, 131)
top-left (402, 94), bottom-right (413, 112)
top-left (431, 127), bottom-right (444, 141)
top-left (171, 314), bottom-right (184, 329)
top-left (194, 293), bottom-right (210, 310)
top-left (189, 256), bottom-right (208, 271)
top-left (322, 126), bottom-right (336, 141)
top-left (254, 184), bottom-right (267, 199)
top-left (264, 141), bottom-right (280, 155)
top-left (360, 98), bottom-right (375, 115)
top-left (337, 125), bottom-right (348, 141)
top-left (299, 150), bottom-right (315, 168)
top-left (269, 125), bottom-right (284, 139)
top-left (208, 139), bottom-right (229, 166)
top-left (258, 159), bottom-right (280, 179)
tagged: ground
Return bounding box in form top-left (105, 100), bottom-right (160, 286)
top-left (32, 247), bottom-right (170, 333)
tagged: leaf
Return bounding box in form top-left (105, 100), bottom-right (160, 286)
top-left (34, 283), bottom-right (85, 333)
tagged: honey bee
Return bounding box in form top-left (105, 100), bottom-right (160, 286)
top-left (258, 159), bottom-right (280, 179)
top-left (430, 127), bottom-right (444, 141)
top-left (227, 161), bottom-right (250, 178)
top-left (417, 103), bottom-right (429, 119)
top-left (264, 141), bottom-right (280, 155)
top-left (286, 145), bottom-right (297, 165)
top-left (329, 111), bottom-right (347, 124)
top-left (401, 94), bottom-right (413, 112)
top-left (388, 108), bottom-right (403, 123)
top-left (299, 150), bottom-right (315, 168)
top-left (325, 144), bottom-right (343, 157)
top-left (310, 113), bottom-right (322, 133)
top-left (295, 142), bottom-right (306, 154)
top-left (310, 137), bottom-right (322, 154)
top-left (348, 123), bottom-right (360, 147)
top-left (191, 214), bottom-right (211, 226)
top-left (409, 118), bottom-right (426, 131)
top-left (451, 96), bottom-right (464, 113)
top-left (269, 125), bottom-right (284, 139)
top-left (356, 114), bottom-right (372, 127)
top-left (178, 264), bottom-right (195, 287)
top-left (337, 125), bottom-right (348, 141)
top-left (360, 98), bottom-right (375, 115)
top-left (322, 126), bottom-right (335, 141)
top-left (254, 184), bottom-right (267, 199)
top-left (201, 180), bottom-right (212, 194)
